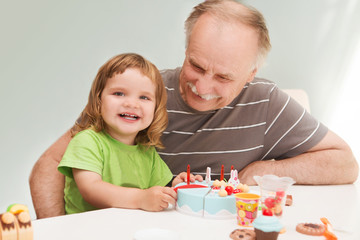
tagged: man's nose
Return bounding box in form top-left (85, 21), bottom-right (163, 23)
top-left (195, 74), bottom-right (214, 95)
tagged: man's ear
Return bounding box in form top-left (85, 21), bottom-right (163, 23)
top-left (246, 68), bottom-right (258, 83)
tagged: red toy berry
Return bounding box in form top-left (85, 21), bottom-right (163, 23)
top-left (233, 189), bottom-right (241, 194)
top-left (276, 191), bottom-right (285, 198)
top-left (225, 186), bottom-right (234, 195)
top-left (262, 208), bottom-right (273, 216)
top-left (264, 197), bottom-right (275, 208)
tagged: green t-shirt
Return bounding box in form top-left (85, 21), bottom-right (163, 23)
top-left (58, 129), bottom-right (173, 214)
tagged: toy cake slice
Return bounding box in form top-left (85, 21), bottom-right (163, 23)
top-left (175, 181), bottom-right (239, 219)
top-left (0, 212), bottom-right (17, 240)
top-left (14, 211), bottom-right (33, 240)
top-left (203, 191), bottom-right (237, 219)
top-left (176, 183), bottom-right (212, 217)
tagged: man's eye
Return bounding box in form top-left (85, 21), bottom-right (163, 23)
top-left (114, 92), bottom-right (124, 96)
top-left (193, 65), bottom-right (203, 71)
top-left (217, 76), bottom-right (230, 82)
top-left (191, 63), bottom-right (204, 72)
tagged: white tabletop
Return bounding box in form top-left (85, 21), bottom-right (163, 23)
top-left (32, 183), bottom-right (360, 240)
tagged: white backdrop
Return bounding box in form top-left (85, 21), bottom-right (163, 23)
top-left (0, 0), bottom-right (359, 219)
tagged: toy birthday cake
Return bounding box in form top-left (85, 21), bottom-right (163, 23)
top-left (175, 166), bottom-right (249, 219)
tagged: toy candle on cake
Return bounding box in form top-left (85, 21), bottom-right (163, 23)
top-left (209, 167), bottom-right (249, 197)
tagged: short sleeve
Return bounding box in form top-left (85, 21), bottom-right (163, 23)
top-left (58, 130), bottom-right (104, 178)
top-left (148, 149), bottom-right (173, 187)
top-left (262, 87), bottom-right (328, 160)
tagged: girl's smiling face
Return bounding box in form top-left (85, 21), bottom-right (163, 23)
top-left (100, 68), bottom-right (156, 145)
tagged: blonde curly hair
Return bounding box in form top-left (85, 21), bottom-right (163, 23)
top-left (71, 53), bottom-right (168, 148)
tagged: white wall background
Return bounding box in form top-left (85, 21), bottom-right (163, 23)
top-left (0, 0), bottom-right (359, 219)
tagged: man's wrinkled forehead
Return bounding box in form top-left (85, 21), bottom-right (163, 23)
top-left (186, 53), bottom-right (236, 81)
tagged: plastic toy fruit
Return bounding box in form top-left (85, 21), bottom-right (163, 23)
top-left (225, 186), bottom-right (234, 195)
top-left (262, 208), bottom-right (273, 216)
top-left (7, 204), bottom-right (29, 214)
top-left (233, 189), bottom-right (241, 194)
top-left (264, 197), bottom-right (275, 208)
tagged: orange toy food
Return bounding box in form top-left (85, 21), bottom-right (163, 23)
top-left (321, 217), bottom-right (337, 240)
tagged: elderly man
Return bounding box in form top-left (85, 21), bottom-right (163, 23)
top-left (29, 0), bottom-right (358, 219)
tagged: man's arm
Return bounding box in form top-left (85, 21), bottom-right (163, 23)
top-left (29, 130), bottom-right (72, 219)
top-left (238, 130), bottom-right (359, 185)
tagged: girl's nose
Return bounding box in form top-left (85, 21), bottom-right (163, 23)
top-left (123, 98), bottom-right (140, 109)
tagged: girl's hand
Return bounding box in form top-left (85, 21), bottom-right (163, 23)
top-left (172, 172), bottom-right (204, 187)
top-left (140, 186), bottom-right (177, 212)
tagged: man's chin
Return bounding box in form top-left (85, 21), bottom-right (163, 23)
top-left (187, 98), bottom-right (220, 112)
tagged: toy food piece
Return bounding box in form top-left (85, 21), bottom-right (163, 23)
top-left (285, 195), bottom-right (293, 206)
top-left (4, 204), bottom-right (33, 240)
top-left (236, 183), bottom-right (248, 192)
top-left (225, 185), bottom-right (234, 195)
top-left (296, 223), bottom-right (325, 236)
top-left (7, 204), bottom-right (29, 215)
top-left (213, 179), bottom-right (221, 188)
top-left (320, 218), bottom-right (337, 240)
top-left (229, 228), bottom-right (256, 240)
top-left (262, 190), bottom-right (285, 216)
top-left (0, 212), bottom-right (17, 240)
top-left (252, 215), bottom-right (283, 240)
top-left (218, 188), bottom-right (228, 197)
top-left (15, 211), bottom-right (33, 240)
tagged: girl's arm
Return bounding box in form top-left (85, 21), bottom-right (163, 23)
top-left (73, 169), bottom-right (177, 212)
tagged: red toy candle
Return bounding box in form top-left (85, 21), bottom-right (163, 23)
top-left (220, 165), bottom-right (224, 181)
top-left (187, 164), bottom-right (190, 185)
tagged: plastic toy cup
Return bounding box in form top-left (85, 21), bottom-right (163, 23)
top-left (235, 193), bottom-right (260, 227)
top-left (253, 175), bottom-right (295, 218)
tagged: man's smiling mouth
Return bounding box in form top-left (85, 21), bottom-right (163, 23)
top-left (187, 82), bottom-right (221, 100)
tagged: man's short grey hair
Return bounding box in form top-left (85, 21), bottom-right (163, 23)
top-left (185, 0), bottom-right (271, 69)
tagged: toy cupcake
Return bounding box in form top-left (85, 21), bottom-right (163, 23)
top-left (252, 214), bottom-right (283, 240)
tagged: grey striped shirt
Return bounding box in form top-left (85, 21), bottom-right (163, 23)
top-left (158, 68), bottom-right (328, 178)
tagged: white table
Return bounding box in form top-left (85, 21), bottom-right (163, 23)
top-left (32, 183), bottom-right (360, 240)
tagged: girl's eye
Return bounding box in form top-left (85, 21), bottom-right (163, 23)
top-left (114, 92), bottom-right (124, 96)
top-left (140, 96), bottom-right (150, 100)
